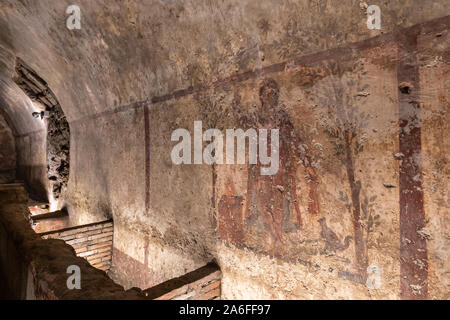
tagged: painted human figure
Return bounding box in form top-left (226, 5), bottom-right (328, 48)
top-left (218, 78), bottom-right (319, 255)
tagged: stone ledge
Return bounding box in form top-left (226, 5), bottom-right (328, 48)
top-left (31, 209), bottom-right (68, 222)
top-left (0, 185), bottom-right (222, 300)
top-left (143, 263), bottom-right (221, 300)
top-left (0, 185), bottom-right (145, 300)
top-left (38, 218), bottom-right (113, 237)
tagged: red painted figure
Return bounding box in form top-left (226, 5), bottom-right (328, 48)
top-left (218, 78), bottom-right (319, 255)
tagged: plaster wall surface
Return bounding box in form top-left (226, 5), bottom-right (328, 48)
top-left (0, 113), bottom-right (15, 183)
top-left (0, 1), bottom-right (448, 299)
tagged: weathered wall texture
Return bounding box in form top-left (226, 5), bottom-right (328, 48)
top-left (0, 113), bottom-right (15, 183)
top-left (15, 129), bottom-right (48, 202)
top-left (41, 219), bottom-right (114, 272)
top-left (0, 1), bottom-right (448, 299)
top-left (14, 59), bottom-right (71, 201)
top-left (143, 263), bottom-right (221, 300)
top-left (0, 47), bottom-right (48, 201)
top-left (0, 184), bottom-right (219, 300)
top-left (31, 209), bottom-right (70, 233)
top-left (0, 184), bottom-right (145, 299)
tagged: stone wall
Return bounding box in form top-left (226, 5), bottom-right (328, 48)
top-left (14, 58), bottom-right (71, 201)
top-left (0, 184), bottom-right (28, 299)
top-left (144, 263), bottom-right (221, 300)
top-left (0, 113), bottom-right (15, 183)
top-left (41, 219), bottom-right (113, 272)
top-left (14, 130), bottom-right (48, 202)
top-left (0, 1), bottom-right (448, 299)
top-left (31, 209), bottom-right (70, 233)
top-left (0, 48), bottom-right (48, 202)
top-left (0, 184), bottom-right (144, 299)
top-left (0, 184), bottom-right (222, 299)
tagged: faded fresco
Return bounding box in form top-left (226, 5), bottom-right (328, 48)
top-left (2, 0), bottom-right (447, 300)
top-left (111, 26), bottom-right (448, 298)
top-left (210, 46), bottom-right (404, 297)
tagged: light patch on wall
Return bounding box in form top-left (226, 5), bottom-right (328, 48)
top-left (366, 264), bottom-right (382, 289)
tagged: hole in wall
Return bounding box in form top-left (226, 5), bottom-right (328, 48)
top-left (399, 81), bottom-right (412, 94)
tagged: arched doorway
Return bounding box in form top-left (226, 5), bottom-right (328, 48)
top-left (14, 58), bottom-right (70, 203)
